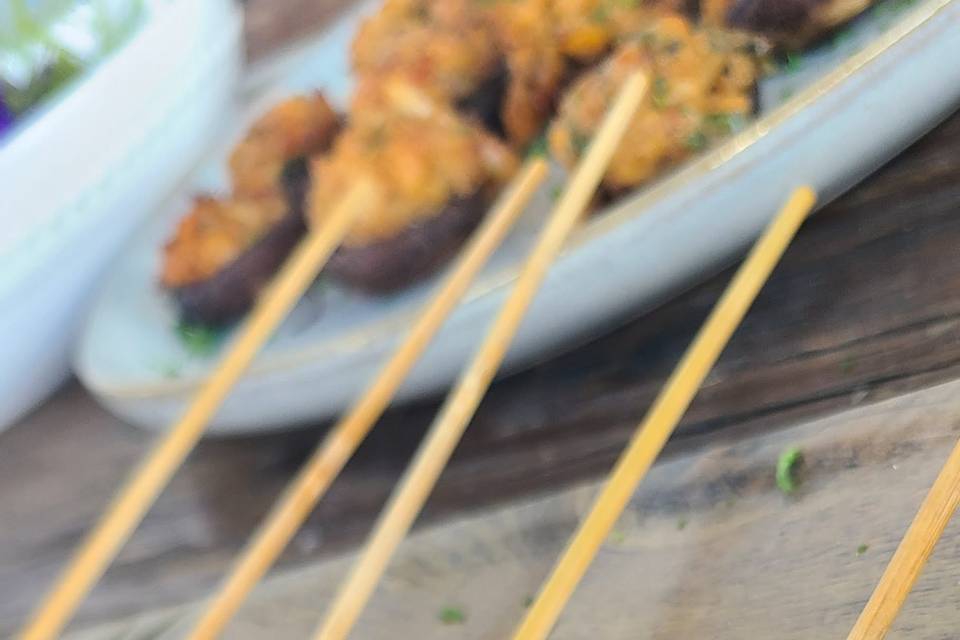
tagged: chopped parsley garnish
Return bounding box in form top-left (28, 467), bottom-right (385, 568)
top-left (438, 606), bottom-right (466, 625)
top-left (874, 0), bottom-right (919, 26)
top-left (662, 40), bottom-right (682, 55)
top-left (677, 518), bottom-right (688, 531)
top-left (591, 4), bottom-right (609, 22)
top-left (523, 595), bottom-right (534, 608)
top-left (832, 27), bottom-right (855, 49)
top-left (570, 128), bottom-right (592, 155)
top-left (704, 112), bottom-right (746, 135)
top-left (638, 31), bottom-right (658, 47)
top-left (857, 544), bottom-right (869, 556)
top-left (783, 52), bottom-right (803, 73)
top-left (608, 529), bottom-right (626, 544)
top-left (651, 76), bottom-right (670, 109)
top-left (684, 130), bottom-right (708, 151)
top-left (176, 321), bottom-right (223, 356)
top-left (776, 446), bottom-right (804, 495)
top-left (550, 185), bottom-right (563, 202)
top-left (526, 132), bottom-right (549, 158)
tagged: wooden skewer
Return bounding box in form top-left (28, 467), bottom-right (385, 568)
top-left (513, 186), bottom-right (817, 640)
top-left (185, 158), bottom-right (548, 640)
top-left (846, 442), bottom-right (960, 639)
top-left (312, 72), bottom-right (648, 640)
top-left (16, 182), bottom-right (374, 640)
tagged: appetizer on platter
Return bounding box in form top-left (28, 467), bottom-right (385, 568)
top-left (312, 85), bottom-right (518, 292)
top-left (549, 15), bottom-right (760, 195)
top-left (158, 0), bottom-right (878, 327)
top-left (161, 94), bottom-right (339, 325)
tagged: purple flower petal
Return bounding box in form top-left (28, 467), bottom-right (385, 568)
top-left (0, 94), bottom-right (14, 136)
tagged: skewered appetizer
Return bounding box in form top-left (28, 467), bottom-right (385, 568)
top-left (479, 0), bottom-right (570, 146)
top-left (157, 0), bottom-right (875, 327)
top-left (353, 0), bottom-right (579, 147)
top-left (160, 94), bottom-right (340, 325)
top-left (549, 15), bottom-right (760, 196)
top-left (550, 0), bottom-right (694, 63)
top-left (310, 84), bottom-right (518, 293)
top-left (350, 0), bottom-right (507, 135)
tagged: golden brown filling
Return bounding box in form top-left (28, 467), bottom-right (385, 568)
top-left (162, 94), bottom-right (338, 287)
top-left (480, 0), bottom-right (568, 146)
top-left (550, 0), bottom-right (691, 62)
top-left (351, 0), bottom-right (500, 106)
top-left (229, 93), bottom-right (339, 197)
top-left (160, 194), bottom-right (287, 288)
top-left (549, 15), bottom-right (759, 192)
top-left (310, 87), bottom-right (518, 246)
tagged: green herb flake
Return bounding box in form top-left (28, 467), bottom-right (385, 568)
top-left (857, 543), bottom-right (869, 556)
top-left (684, 130), bottom-right (708, 151)
top-left (832, 27), bottom-right (855, 49)
top-left (570, 128), bottom-right (592, 156)
top-left (783, 52), bottom-right (803, 73)
top-left (526, 133), bottom-right (549, 158)
top-left (651, 76), bottom-right (670, 109)
top-left (608, 529), bottom-right (626, 544)
top-left (677, 518), bottom-right (688, 531)
top-left (523, 595), bottom-right (534, 608)
top-left (776, 446), bottom-right (804, 495)
top-left (704, 112), bottom-right (747, 136)
top-left (438, 606), bottom-right (466, 625)
top-left (176, 321), bottom-right (223, 357)
top-left (550, 185), bottom-right (563, 202)
top-left (662, 40), bottom-right (682, 55)
top-left (591, 4), bottom-right (609, 22)
top-left (873, 0), bottom-right (919, 26)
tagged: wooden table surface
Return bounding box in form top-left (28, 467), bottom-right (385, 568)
top-left (3, 1), bottom-right (960, 636)
top-left (72, 377), bottom-right (960, 640)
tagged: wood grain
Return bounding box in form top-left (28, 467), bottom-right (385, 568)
top-left (69, 376), bottom-right (960, 640)
top-left (2, 0), bottom-right (960, 636)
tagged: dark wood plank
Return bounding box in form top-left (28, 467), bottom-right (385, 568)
top-left (4, 1), bottom-right (960, 636)
top-left (71, 377), bottom-right (960, 640)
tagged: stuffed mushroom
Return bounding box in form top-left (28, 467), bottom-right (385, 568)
top-left (309, 87), bottom-right (518, 292)
top-left (161, 94), bottom-right (340, 325)
top-left (549, 14), bottom-right (761, 196)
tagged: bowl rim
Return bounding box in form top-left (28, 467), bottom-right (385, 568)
top-left (0, 0), bottom-right (242, 298)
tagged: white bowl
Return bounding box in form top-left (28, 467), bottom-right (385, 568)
top-left (0, 0), bottom-right (243, 431)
